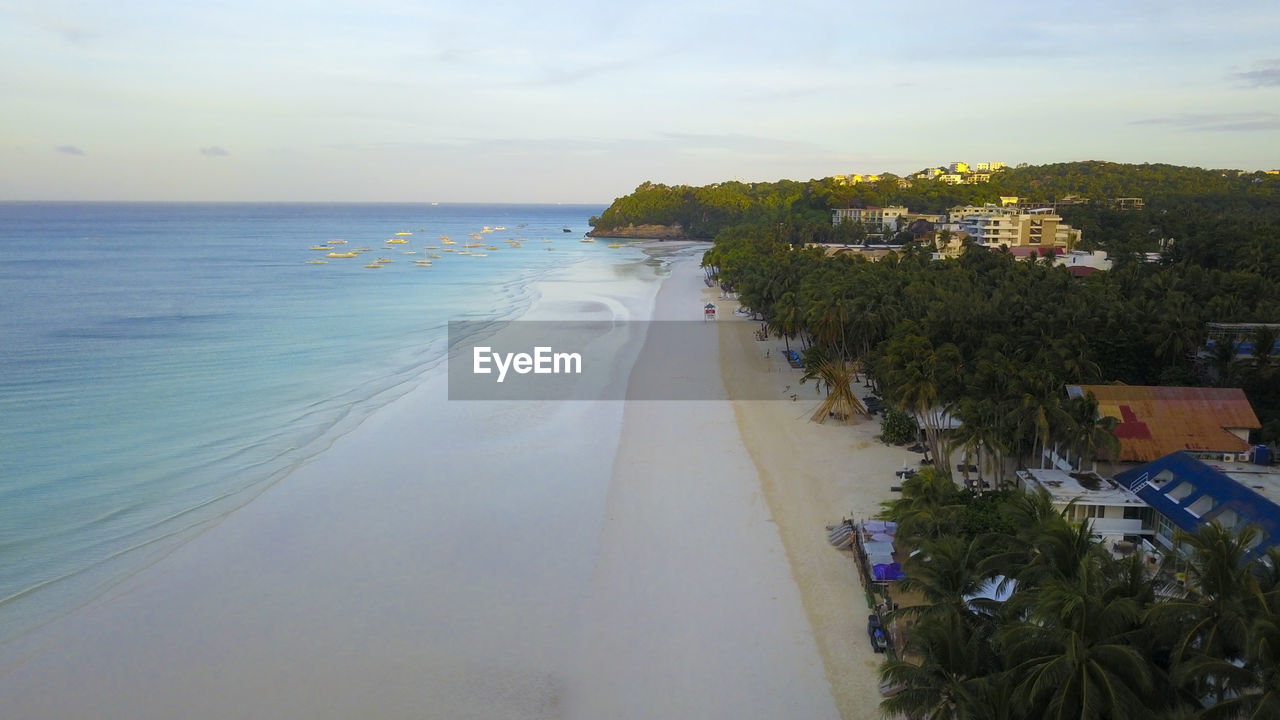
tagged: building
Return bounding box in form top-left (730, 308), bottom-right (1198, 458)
top-left (1115, 451), bottom-right (1280, 557)
top-left (1017, 468), bottom-right (1153, 551)
top-left (1065, 385), bottom-right (1262, 464)
top-left (1057, 250), bottom-right (1113, 277)
top-left (831, 205), bottom-right (909, 233)
top-left (949, 161), bottom-right (970, 173)
top-left (953, 206), bottom-right (1080, 249)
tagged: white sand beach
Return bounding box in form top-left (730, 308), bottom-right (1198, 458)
top-left (0, 247), bottom-right (909, 719)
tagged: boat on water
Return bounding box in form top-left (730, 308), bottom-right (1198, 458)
top-left (442, 238), bottom-right (456, 245)
top-left (327, 251), bottom-right (359, 258)
top-left (428, 253), bottom-right (442, 258)
top-left (464, 242), bottom-right (483, 248)
top-left (414, 260), bottom-right (432, 266)
top-left (609, 244), bottom-right (622, 248)
top-left (365, 263), bottom-right (382, 268)
top-left (375, 257), bottom-right (393, 264)
top-left (310, 245), bottom-right (332, 251)
top-left (487, 246), bottom-right (499, 250)
top-left (329, 239), bottom-right (347, 244)
top-left (458, 250), bottom-right (471, 255)
top-left (580, 237), bottom-right (596, 243)
top-left (562, 227), bottom-right (572, 232)
top-left (306, 259), bottom-right (328, 264)
top-left (395, 231), bottom-right (412, 236)
top-left (424, 245), bottom-right (438, 249)
top-left (386, 238), bottom-right (408, 244)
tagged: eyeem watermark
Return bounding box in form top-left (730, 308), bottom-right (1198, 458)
top-left (448, 320), bottom-right (785, 401)
top-left (473, 346), bottom-right (582, 383)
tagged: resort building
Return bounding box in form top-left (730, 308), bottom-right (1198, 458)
top-left (1114, 451), bottom-right (1280, 558)
top-left (950, 206), bottom-right (1081, 250)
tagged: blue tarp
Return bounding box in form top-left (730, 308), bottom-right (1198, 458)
top-left (873, 562), bottom-right (905, 581)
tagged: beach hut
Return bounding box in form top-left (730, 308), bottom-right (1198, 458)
top-left (704, 303), bottom-right (716, 321)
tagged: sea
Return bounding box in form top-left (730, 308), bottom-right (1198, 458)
top-left (0, 201), bottom-right (646, 642)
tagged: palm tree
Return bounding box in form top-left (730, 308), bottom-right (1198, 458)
top-left (769, 290), bottom-right (801, 352)
top-left (876, 332), bottom-right (963, 471)
top-left (1149, 523), bottom-right (1263, 704)
top-left (895, 535), bottom-right (1000, 627)
top-left (880, 611), bottom-right (1001, 720)
top-left (1065, 392), bottom-right (1122, 472)
top-left (880, 467), bottom-right (964, 544)
top-left (1011, 368), bottom-right (1073, 470)
top-left (1000, 571), bottom-right (1154, 720)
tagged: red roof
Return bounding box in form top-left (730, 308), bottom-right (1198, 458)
top-left (1067, 385), bottom-right (1260, 462)
top-left (1006, 246), bottom-right (1063, 259)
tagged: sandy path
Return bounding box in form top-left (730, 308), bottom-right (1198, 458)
top-left (714, 295), bottom-right (916, 720)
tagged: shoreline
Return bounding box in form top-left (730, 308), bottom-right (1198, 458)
top-left (0, 244), bottom-right (895, 718)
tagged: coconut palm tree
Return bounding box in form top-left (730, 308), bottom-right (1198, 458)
top-left (895, 535), bottom-right (1001, 627)
top-left (1065, 392), bottom-right (1122, 472)
top-left (880, 611), bottom-right (1002, 720)
top-left (1000, 570), bottom-right (1154, 720)
top-left (1149, 523), bottom-right (1263, 704)
top-left (880, 467), bottom-right (964, 544)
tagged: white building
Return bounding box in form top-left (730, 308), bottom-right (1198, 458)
top-left (831, 205), bottom-right (910, 233)
top-left (1017, 468), bottom-right (1153, 552)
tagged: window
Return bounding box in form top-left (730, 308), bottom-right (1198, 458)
top-left (1187, 495), bottom-right (1216, 517)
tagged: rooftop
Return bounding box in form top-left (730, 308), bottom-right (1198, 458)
top-left (1067, 385), bottom-right (1260, 462)
top-left (1115, 452), bottom-right (1280, 554)
top-left (1019, 468), bottom-right (1147, 506)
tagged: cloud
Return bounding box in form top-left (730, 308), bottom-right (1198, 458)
top-left (1230, 59), bottom-right (1280, 88)
top-left (200, 146), bottom-right (230, 157)
top-left (1130, 112), bottom-right (1280, 132)
top-left (55, 145), bottom-right (84, 155)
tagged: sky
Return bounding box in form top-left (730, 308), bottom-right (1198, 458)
top-left (2, 0), bottom-right (1279, 203)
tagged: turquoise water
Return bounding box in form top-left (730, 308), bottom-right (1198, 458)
top-left (0, 202), bottom-right (617, 638)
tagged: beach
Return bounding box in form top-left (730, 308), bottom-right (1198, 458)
top-left (0, 245), bottom-right (906, 719)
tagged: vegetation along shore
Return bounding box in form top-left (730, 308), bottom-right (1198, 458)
top-left (594, 159), bottom-right (1280, 719)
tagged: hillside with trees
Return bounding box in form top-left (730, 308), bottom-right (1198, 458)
top-left (591, 161), bottom-right (1280, 277)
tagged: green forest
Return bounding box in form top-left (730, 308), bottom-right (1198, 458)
top-left (591, 161), bottom-right (1280, 279)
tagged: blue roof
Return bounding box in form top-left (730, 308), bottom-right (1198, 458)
top-left (1114, 451), bottom-right (1280, 554)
